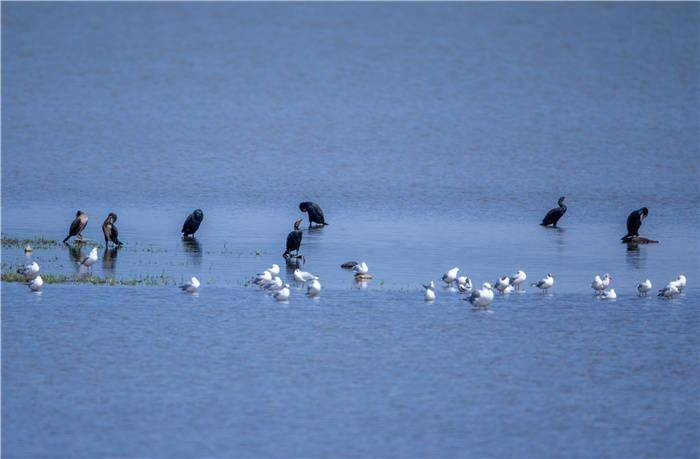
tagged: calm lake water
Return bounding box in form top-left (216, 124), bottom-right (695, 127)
top-left (2, 3), bottom-right (699, 458)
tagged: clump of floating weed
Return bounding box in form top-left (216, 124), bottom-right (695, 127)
top-left (2, 272), bottom-right (27, 282)
top-left (1, 235), bottom-right (61, 248)
top-left (1, 269), bottom-right (173, 287)
top-left (41, 274), bottom-right (72, 284)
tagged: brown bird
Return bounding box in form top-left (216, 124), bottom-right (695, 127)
top-left (102, 213), bottom-right (123, 247)
top-left (63, 210), bottom-right (89, 243)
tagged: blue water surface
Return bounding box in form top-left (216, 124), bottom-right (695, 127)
top-left (2, 3), bottom-right (698, 458)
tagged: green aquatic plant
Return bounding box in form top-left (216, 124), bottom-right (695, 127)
top-left (2, 235), bottom-right (108, 250)
top-left (1, 235), bottom-right (62, 248)
top-left (2, 272), bottom-right (29, 282)
top-left (2, 272), bottom-right (72, 284)
top-left (1, 270), bottom-right (174, 287)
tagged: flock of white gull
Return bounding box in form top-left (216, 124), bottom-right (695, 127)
top-left (16, 249), bottom-right (688, 305)
top-left (245, 261), bottom-right (372, 301)
top-left (421, 269), bottom-right (687, 307)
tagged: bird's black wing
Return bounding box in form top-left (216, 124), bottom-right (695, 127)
top-left (182, 214), bottom-right (203, 235)
top-left (182, 214), bottom-right (191, 233)
top-left (626, 210), bottom-right (642, 237)
top-left (307, 203), bottom-right (326, 225)
top-left (286, 230), bottom-right (302, 252)
top-left (102, 222), bottom-right (110, 241)
top-left (111, 225), bottom-right (121, 244)
top-left (68, 217), bottom-right (81, 237)
top-left (541, 208), bottom-right (560, 225)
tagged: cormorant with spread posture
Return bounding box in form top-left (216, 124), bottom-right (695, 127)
top-left (299, 202), bottom-right (328, 227)
top-left (284, 219), bottom-right (303, 259)
top-left (622, 207), bottom-right (649, 242)
top-left (63, 210), bottom-right (89, 243)
top-left (102, 212), bottom-right (123, 247)
top-left (182, 209), bottom-right (204, 237)
top-left (541, 197), bottom-right (567, 227)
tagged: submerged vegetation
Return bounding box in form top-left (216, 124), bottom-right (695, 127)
top-left (2, 270), bottom-right (174, 287)
top-left (1, 235), bottom-right (63, 249)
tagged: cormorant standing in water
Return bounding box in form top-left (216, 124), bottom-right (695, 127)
top-left (541, 197), bottom-right (567, 227)
top-left (299, 202), bottom-right (328, 227)
top-left (622, 207), bottom-right (649, 242)
top-left (182, 209), bottom-right (204, 237)
top-left (102, 213), bottom-right (123, 247)
top-left (63, 210), bottom-right (89, 243)
top-left (284, 219), bottom-right (303, 259)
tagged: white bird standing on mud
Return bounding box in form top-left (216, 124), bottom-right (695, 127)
top-left (274, 284), bottom-right (290, 301)
top-left (352, 261), bottom-right (373, 280)
top-left (494, 276), bottom-right (511, 294)
top-left (601, 288), bottom-right (617, 300)
top-left (442, 267), bottom-right (459, 286)
top-left (17, 261), bottom-right (40, 280)
top-left (637, 279), bottom-right (652, 296)
top-left (467, 282), bottom-right (494, 307)
top-left (509, 270), bottom-right (527, 290)
top-left (352, 262), bottom-right (369, 275)
top-left (27, 275), bottom-right (43, 292)
top-left (79, 247), bottom-right (99, 271)
top-left (307, 279), bottom-right (322, 298)
top-left (180, 276), bottom-right (200, 293)
top-left (423, 281), bottom-right (436, 301)
top-left (531, 273), bottom-right (554, 293)
top-left (294, 269), bottom-right (318, 283)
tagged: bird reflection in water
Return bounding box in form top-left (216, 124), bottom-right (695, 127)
top-left (354, 279), bottom-right (370, 290)
top-left (67, 244), bottom-right (84, 272)
top-left (552, 226), bottom-right (567, 254)
top-left (307, 225), bottom-right (325, 235)
top-left (182, 237), bottom-right (202, 265)
top-left (285, 255), bottom-right (305, 273)
top-left (102, 247), bottom-right (120, 277)
top-left (625, 243), bottom-right (646, 270)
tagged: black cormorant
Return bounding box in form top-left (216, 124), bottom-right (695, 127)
top-left (622, 207), bottom-right (649, 242)
top-left (299, 202), bottom-right (328, 227)
top-left (182, 209), bottom-right (204, 237)
top-left (102, 213), bottom-right (123, 246)
top-left (284, 219), bottom-right (303, 259)
top-left (63, 210), bottom-right (89, 243)
top-left (541, 197), bottom-right (567, 227)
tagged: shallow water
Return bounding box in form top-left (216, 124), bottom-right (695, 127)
top-left (2, 2), bottom-right (699, 458)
